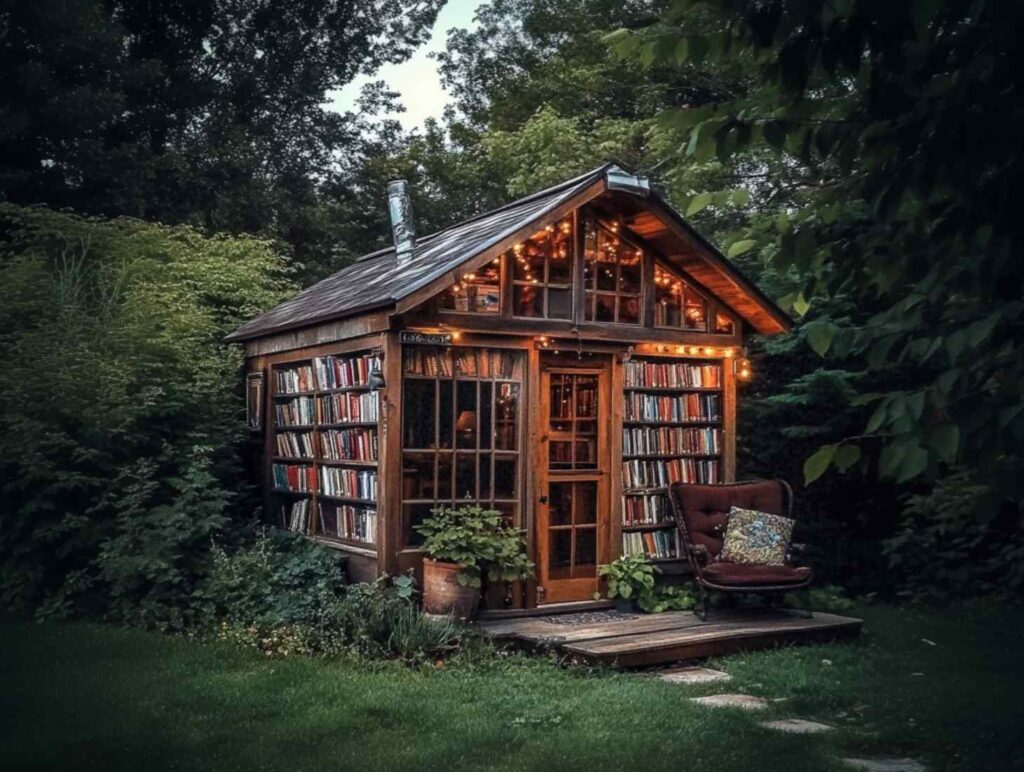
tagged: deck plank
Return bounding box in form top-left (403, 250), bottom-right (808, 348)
top-left (478, 609), bottom-right (862, 668)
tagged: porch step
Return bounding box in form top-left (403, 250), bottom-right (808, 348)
top-left (478, 608), bottom-right (862, 668)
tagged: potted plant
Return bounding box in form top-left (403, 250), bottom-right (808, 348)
top-left (598, 554), bottom-right (658, 612)
top-left (415, 503), bottom-right (534, 620)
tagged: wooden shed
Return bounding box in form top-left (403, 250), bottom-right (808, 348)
top-left (227, 163), bottom-right (791, 611)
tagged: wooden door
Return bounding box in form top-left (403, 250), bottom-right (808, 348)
top-left (537, 364), bottom-right (610, 604)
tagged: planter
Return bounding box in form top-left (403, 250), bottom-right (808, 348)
top-left (422, 558), bottom-right (480, 620)
top-left (612, 597), bottom-right (637, 613)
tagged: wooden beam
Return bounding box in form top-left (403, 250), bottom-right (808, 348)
top-left (243, 313), bottom-right (390, 357)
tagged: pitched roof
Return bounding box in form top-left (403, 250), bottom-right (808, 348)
top-left (225, 166), bottom-right (607, 341)
top-left (226, 163), bottom-right (790, 341)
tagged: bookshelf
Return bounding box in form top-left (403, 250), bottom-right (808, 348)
top-left (620, 357), bottom-right (723, 563)
top-left (270, 351), bottom-right (381, 551)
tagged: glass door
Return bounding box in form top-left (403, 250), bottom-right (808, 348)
top-left (537, 365), bottom-right (610, 604)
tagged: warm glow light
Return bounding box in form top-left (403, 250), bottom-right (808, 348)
top-left (737, 358), bottom-right (753, 381)
top-left (674, 346), bottom-right (685, 354)
top-left (687, 346), bottom-right (699, 355)
top-left (702, 346), bottom-right (714, 355)
top-left (451, 331), bottom-right (462, 342)
top-left (724, 348), bottom-right (736, 358)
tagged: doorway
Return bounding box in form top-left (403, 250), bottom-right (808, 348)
top-left (536, 359), bottom-right (611, 604)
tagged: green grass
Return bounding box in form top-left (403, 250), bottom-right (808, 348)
top-left (1, 605), bottom-right (1021, 771)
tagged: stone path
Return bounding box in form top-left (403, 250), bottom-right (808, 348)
top-left (690, 693), bottom-right (768, 710)
top-left (661, 669), bottom-right (926, 770)
top-left (758, 718), bottom-right (833, 734)
top-left (659, 666), bottom-right (731, 685)
top-left (841, 759), bottom-right (926, 772)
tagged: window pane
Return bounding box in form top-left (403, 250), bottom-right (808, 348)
top-left (480, 456), bottom-right (492, 500)
top-left (548, 251), bottom-right (572, 284)
top-left (495, 383), bottom-right (518, 450)
top-left (402, 452), bottom-right (435, 500)
top-left (513, 246), bottom-right (544, 282)
top-left (715, 313), bottom-right (735, 334)
top-left (575, 529), bottom-right (597, 576)
top-left (513, 284), bottom-right (543, 317)
top-left (619, 295), bottom-right (641, 324)
top-left (550, 530), bottom-right (572, 578)
top-left (436, 452), bottom-right (453, 500)
top-left (494, 456), bottom-right (517, 498)
top-left (438, 381), bottom-right (453, 449)
top-left (595, 293), bottom-right (616, 322)
top-left (403, 379), bottom-right (435, 448)
top-left (403, 503), bottom-right (435, 547)
top-left (550, 441), bottom-right (573, 469)
top-left (455, 381), bottom-right (477, 449)
top-left (619, 250), bottom-right (642, 293)
top-left (549, 482), bottom-right (573, 526)
top-left (455, 452), bottom-right (477, 499)
top-left (479, 382), bottom-right (492, 451)
top-left (547, 287), bottom-right (572, 319)
top-left (574, 482), bottom-right (597, 524)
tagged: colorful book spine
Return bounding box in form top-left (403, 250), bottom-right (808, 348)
top-left (623, 426), bottom-right (721, 455)
top-left (622, 494), bottom-right (672, 526)
top-left (314, 354), bottom-right (381, 390)
top-left (319, 428), bottom-right (378, 461)
top-left (624, 361), bottom-right (722, 389)
top-left (274, 397), bottom-right (316, 426)
top-left (272, 463), bottom-right (318, 493)
top-left (275, 432), bottom-right (316, 459)
top-left (318, 467), bottom-right (377, 501)
top-left (319, 504), bottom-right (377, 543)
top-left (622, 458), bottom-right (720, 489)
top-left (623, 393), bottom-right (721, 423)
top-left (274, 365), bottom-right (315, 394)
top-left (316, 391), bottom-right (379, 424)
top-left (622, 529), bottom-right (679, 559)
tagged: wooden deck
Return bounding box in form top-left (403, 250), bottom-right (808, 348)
top-left (478, 608), bottom-right (862, 668)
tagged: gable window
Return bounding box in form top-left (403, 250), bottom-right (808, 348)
top-left (714, 313), bottom-right (735, 335)
top-left (440, 257), bottom-right (501, 313)
top-left (583, 219), bottom-right (642, 325)
top-left (653, 263), bottom-right (707, 330)
top-left (512, 219), bottom-right (574, 319)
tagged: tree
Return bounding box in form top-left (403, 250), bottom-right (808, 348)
top-left (608, 2), bottom-right (1024, 511)
top-left (0, 0), bottom-right (443, 263)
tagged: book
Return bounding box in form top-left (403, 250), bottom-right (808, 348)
top-left (314, 353), bottom-right (381, 390)
top-left (622, 458), bottom-right (720, 489)
top-left (317, 391), bottom-right (379, 424)
top-left (272, 463), bottom-right (317, 493)
top-left (624, 360), bottom-right (721, 389)
top-left (320, 428), bottom-right (378, 461)
top-left (281, 499), bottom-right (312, 533)
top-left (319, 503), bottom-right (377, 543)
top-left (318, 467), bottom-right (377, 500)
top-left (622, 528), bottom-right (679, 559)
top-left (623, 426), bottom-right (721, 456)
top-left (274, 396), bottom-right (316, 426)
top-left (274, 364), bottom-right (315, 394)
top-left (624, 393), bottom-right (721, 423)
top-left (275, 431), bottom-right (316, 459)
top-left (622, 494), bottom-right (672, 526)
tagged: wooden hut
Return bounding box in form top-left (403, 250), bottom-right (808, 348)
top-left (227, 163), bottom-right (791, 610)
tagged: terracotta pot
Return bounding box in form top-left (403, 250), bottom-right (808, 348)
top-left (422, 558), bottom-right (480, 619)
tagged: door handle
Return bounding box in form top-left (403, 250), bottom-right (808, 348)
top-left (539, 496), bottom-right (548, 504)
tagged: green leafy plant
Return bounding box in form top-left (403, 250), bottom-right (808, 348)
top-left (637, 583), bottom-right (697, 613)
top-left (415, 504), bottom-right (534, 588)
top-left (598, 554), bottom-right (657, 601)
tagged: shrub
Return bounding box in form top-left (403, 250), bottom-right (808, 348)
top-left (883, 470), bottom-right (1024, 602)
top-left (415, 504), bottom-right (534, 587)
top-left (0, 204), bottom-right (291, 623)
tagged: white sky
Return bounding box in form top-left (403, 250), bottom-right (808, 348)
top-left (327, 1), bottom-right (485, 131)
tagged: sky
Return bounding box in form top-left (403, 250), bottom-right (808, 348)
top-left (327, 1), bottom-right (485, 131)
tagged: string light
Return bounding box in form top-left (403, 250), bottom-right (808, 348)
top-left (737, 357), bottom-right (752, 380)
top-left (451, 331), bottom-right (462, 342)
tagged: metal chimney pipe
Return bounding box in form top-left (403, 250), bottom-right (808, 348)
top-left (387, 180), bottom-right (416, 266)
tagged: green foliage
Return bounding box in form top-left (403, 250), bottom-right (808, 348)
top-left (610, 2), bottom-right (1024, 509)
top-left (883, 470), bottom-right (1024, 602)
top-left (637, 583), bottom-right (696, 613)
top-left (598, 554), bottom-right (657, 601)
top-left (415, 504), bottom-right (534, 588)
top-left (0, 0), bottom-right (443, 266)
top-left (784, 584), bottom-right (857, 614)
top-left (0, 204), bottom-right (291, 623)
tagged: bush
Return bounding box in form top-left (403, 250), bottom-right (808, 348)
top-left (883, 470), bottom-right (1024, 602)
top-left (0, 204), bottom-right (291, 624)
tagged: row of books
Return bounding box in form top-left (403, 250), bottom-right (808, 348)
top-left (625, 361), bottom-right (721, 389)
top-left (622, 458), bottom-right (720, 489)
top-left (622, 529), bottom-right (679, 560)
top-left (282, 499), bottom-right (312, 532)
top-left (623, 426), bottom-right (721, 456)
top-left (624, 393), bottom-right (721, 423)
top-left (317, 391), bottom-right (379, 424)
top-left (273, 463), bottom-right (317, 493)
top-left (320, 467), bottom-right (378, 501)
top-left (275, 365), bottom-right (315, 395)
top-left (622, 494), bottom-right (672, 526)
top-left (320, 503), bottom-right (377, 543)
top-left (275, 396), bottom-right (316, 426)
top-left (276, 432), bottom-right (316, 459)
top-left (315, 354), bottom-right (381, 390)
top-left (321, 428), bottom-right (378, 462)
top-left (403, 348), bottom-right (524, 380)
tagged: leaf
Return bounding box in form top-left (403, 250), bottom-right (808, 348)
top-left (896, 444), bottom-right (929, 483)
top-left (804, 444), bottom-right (838, 484)
top-left (866, 401), bottom-right (888, 433)
top-left (792, 292), bottom-right (811, 317)
top-left (727, 239), bottom-right (756, 258)
top-left (834, 443), bottom-right (861, 472)
top-left (731, 188), bottom-right (751, 207)
top-left (805, 321), bottom-right (835, 357)
top-left (686, 192), bottom-right (712, 216)
top-left (932, 423), bottom-right (959, 465)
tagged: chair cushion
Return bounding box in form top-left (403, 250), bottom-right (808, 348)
top-left (701, 562), bottom-right (812, 587)
top-left (670, 480), bottom-right (787, 560)
top-left (719, 506), bottom-right (794, 565)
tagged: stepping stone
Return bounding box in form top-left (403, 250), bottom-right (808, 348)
top-left (690, 693), bottom-right (769, 710)
top-left (660, 666), bottom-right (731, 685)
top-left (841, 758), bottom-right (926, 772)
top-left (758, 718), bottom-right (833, 734)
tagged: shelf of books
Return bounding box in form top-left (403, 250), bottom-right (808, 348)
top-left (620, 357), bottom-right (723, 563)
top-left (270, 351), bottom-right (381, 552)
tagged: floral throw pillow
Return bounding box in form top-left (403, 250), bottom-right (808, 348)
top-left (719, 506), bottom-right (794, 566)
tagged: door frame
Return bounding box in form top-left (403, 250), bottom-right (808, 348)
top-left (535, 360), bottom-right (613, 604)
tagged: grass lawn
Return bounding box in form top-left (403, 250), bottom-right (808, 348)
top-left (1, 605), bottom-right (1021, 771)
